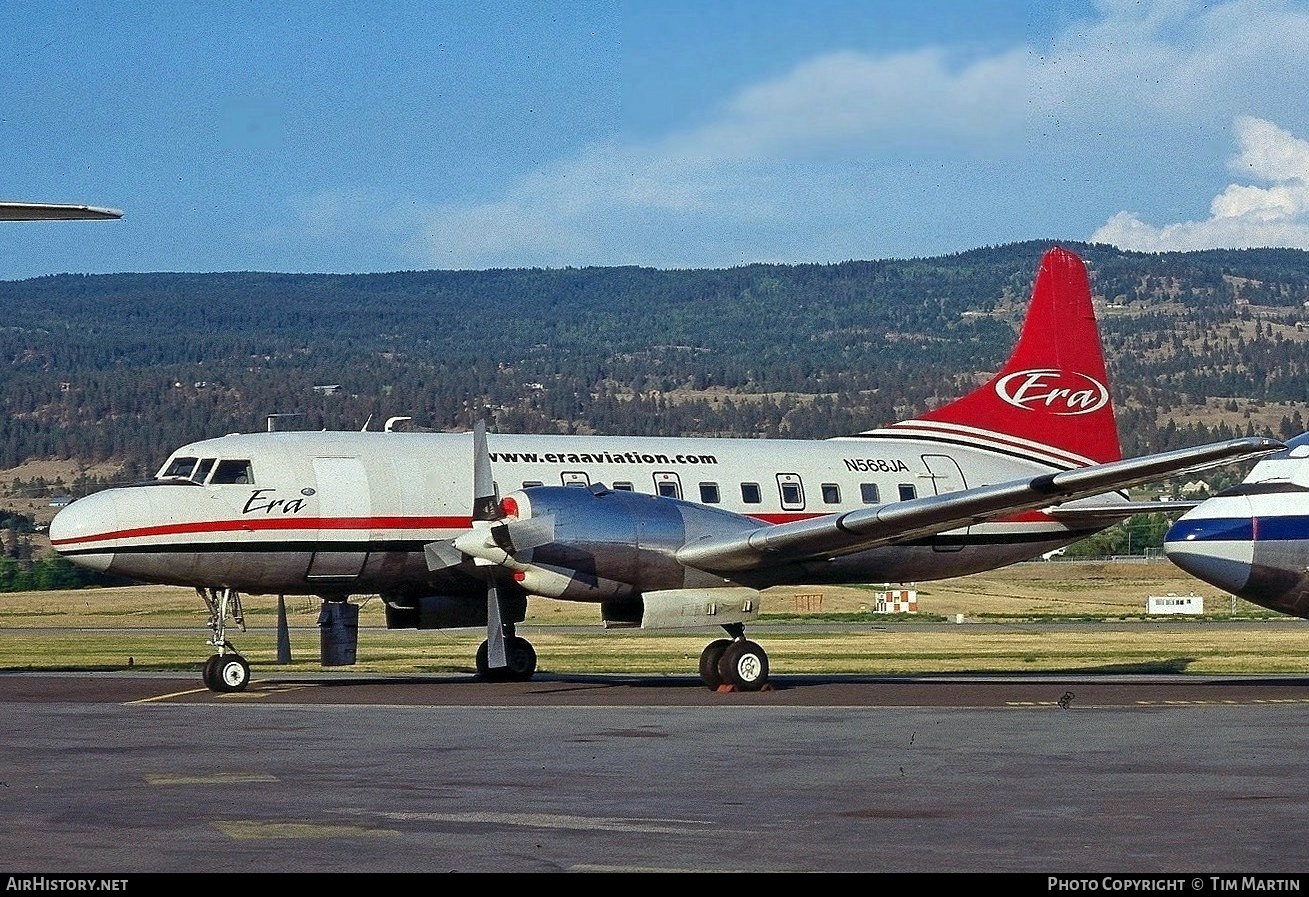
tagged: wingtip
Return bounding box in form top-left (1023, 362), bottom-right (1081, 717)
top-left (0, 201), bottom-right (123, 221)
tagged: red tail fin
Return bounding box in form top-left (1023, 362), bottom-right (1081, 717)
top-left (870, 246), bottom-right (1122, 467)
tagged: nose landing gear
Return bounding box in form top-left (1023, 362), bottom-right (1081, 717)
top-left (198, 586), bottom-right (251, 693)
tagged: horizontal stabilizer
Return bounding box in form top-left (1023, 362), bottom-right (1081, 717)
top-left (1044, 500), bottom-right (1201, 523)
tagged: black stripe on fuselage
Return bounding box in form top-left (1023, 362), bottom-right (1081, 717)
top-left (58, 538), bottom-right (428, 558)
top-left (846, 430), bottom-right (1079, 470)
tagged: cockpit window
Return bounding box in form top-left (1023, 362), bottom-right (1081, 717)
top-left (194, 458), bottom-right (216, 483)
top-left (156, 456), bottom-right (224, 484)
top-left (160, 456), bottom-right (199, 480)
top-left (210, 459), bottom-right (254, 485)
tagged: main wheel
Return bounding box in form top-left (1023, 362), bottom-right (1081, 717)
top-left (504, 636), bottom-right (537, 681)
top-left (213, 654), bottom-right (251, 693)
top-left (699, 639), bottom-right (731, 690)
top-left (475, 640), bottom-right (494, 680)
top-left (717, 639), bottom-right (769, 692)
top-left (201, 654), bottom-right (222, 691)
top-left (476, 638), bottom-right (538, 682)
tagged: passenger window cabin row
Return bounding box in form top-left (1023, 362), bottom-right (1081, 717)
top-left (517, 474), bottom-right (919, 510)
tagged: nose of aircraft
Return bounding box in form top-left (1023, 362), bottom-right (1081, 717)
top-left (1162, 497), bottom-right (1255, 596)
top-left (48, 489), bottom-right (119, 572)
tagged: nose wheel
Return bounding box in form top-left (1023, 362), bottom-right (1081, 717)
top-left (201, 652), bottom-right (251, 692)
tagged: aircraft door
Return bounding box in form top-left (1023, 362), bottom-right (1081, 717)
top-left (922, 454), bottom-right (968, 551)
top-left (776, 474), bottom-right (804, 510)
top-left (653, 472), bottom-right (682, 498)
top-left (307, 457), bottom-right (370, 580)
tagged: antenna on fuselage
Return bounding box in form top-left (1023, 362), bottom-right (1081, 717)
top-left (266, 413), bottom-right (304, 432)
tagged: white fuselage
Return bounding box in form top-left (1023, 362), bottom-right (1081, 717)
top-left (49, 428), bottom-right (1117, 600)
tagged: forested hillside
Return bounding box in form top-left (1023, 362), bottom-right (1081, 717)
top-left (3, 239), bottom-right (1309, 507)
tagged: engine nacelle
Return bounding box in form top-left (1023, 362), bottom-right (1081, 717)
top-left (383, 590), bottom-right (527, 630)
top-left (601, 588), bottom-right (762, 629)
top-left (503, 485), bottom-right (761, 600)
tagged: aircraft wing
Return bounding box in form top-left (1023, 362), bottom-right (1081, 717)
top-left (0, 201), bottom-right (123, 221)
top-left (676, 436), bottom-right (1282, 573)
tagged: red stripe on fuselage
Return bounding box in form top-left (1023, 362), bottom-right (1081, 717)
top-left (49, 515), bottom-right (473, 548)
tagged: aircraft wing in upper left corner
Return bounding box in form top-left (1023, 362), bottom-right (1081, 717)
top-left (0, 201), bottom-right (123, 221)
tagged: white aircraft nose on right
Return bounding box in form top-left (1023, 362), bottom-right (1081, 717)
top-left (1163, 496), bottom-right (1256, 596)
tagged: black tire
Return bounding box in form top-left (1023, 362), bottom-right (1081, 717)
top-left (476, 636), bottom-right (536, 680)
top-left (213, 654), bottom-right (251, 693)
top-left (699, 639), bottom-right (731, 690)
top-left (475, 640), bottom-right (495, 680)
top-left (201, 654), bottom-right (221, 691)
top-left (477, 637), bottom-right (537, 682)
top-left (717, 639), bottom-right (769, 692)
top-left (504, 637), bottom-right (537, 681)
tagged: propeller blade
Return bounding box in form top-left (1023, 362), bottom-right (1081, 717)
top-left (423, 539), bottom-right (464, 571)
top-left (485, 578), bottom-right (508, 669)
top-left (452, 521), bottom-right (502, 565)
top-left (499, 515), bottom-right (555, 553)
top-left (472, 419), bottom-right (510, 671)
top-left (471, 419), bottom-right (502, 522)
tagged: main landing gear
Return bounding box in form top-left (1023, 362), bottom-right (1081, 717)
top-left (197, 586), bottom-right (251, 693)
top-left (698, 623), bottom-right (770, 692)
top-left (474, 621), bottom-right (538, 682)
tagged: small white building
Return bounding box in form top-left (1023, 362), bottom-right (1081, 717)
top-left (1147, 594), bottom-right (1203, 615)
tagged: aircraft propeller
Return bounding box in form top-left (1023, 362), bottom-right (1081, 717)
top-left (423, 420), bottom-right (554, 678)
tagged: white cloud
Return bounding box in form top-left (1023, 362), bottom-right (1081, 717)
top-left (395, 45), bottom-right (1041, 269)
top-left (1092, 116), bottom-right (1309, 251)
top-left (390, 0), bottom-right (1309, 268)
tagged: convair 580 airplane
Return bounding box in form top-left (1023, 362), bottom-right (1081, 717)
top-left (49, 247), bottom-right (1281, 693)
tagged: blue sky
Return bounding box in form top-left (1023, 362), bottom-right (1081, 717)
top-left (5, 0), bottom-right (1309, 279)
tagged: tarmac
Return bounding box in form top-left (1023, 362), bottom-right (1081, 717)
top-left (4, 670), bottom-right (1309, 874)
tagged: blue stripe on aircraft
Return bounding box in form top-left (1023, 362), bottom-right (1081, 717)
top-left (1257, 516), bottom-right (1309, 541)
top-left (1170, 516), bottom-right (1309, 542)
top-left (1168, 518), bottom-right (1254, 542)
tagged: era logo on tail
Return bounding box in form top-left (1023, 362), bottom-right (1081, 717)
top-left (995, 369), bottom-right (1110, 416)
top-left (879, 245), bottom-right (1125, 464)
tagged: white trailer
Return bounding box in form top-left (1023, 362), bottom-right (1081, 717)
top-left (1147, 594), bottom-right (1204, 615)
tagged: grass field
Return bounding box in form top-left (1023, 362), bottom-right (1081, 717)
top-left (2, 559), bottom-right (1307, 678)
